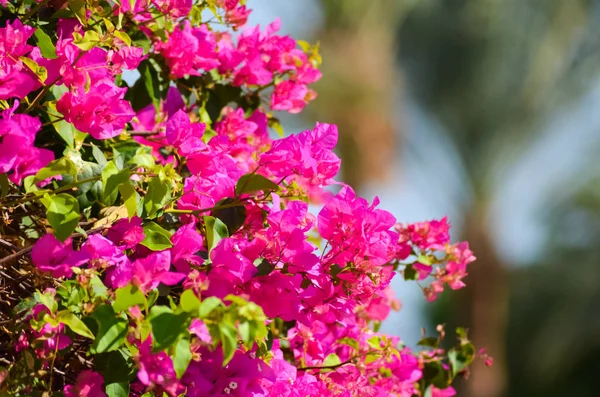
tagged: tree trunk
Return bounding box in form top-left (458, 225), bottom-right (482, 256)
top-left (461, 208), bottom-right (509, 397)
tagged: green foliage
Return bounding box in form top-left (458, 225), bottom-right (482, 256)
top-left (90, 305), bottom-right (128, 353)
top-left (140, 221), bottom-right (173, 251)
top-left (203, 215), bottom-right (228, 252)
top-left (40, 193), bottom-right (80, 241)
top-left (235, 173), bottom-right (279, 196)
top-left (113, 285), bottom-right (146, 313)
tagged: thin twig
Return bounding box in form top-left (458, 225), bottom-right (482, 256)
top-left (0, 246), bottom-right (33, 268)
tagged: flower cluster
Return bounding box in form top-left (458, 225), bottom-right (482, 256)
top-left (0, 0), bottom-right (485, 396)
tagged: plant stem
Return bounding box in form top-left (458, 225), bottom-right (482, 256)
top-left (165, 200), bottom-right (247, 215)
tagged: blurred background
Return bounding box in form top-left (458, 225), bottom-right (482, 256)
top-left (249, 1), bottom-right (600, 397)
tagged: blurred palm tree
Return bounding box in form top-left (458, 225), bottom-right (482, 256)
top-left (310, 1), bottom-right (600, 396)
top-left (397, 1), bottom-right (600, 396)
top-left (309, 0), bottom-right (416, 190)
top-left (506, 177), bottom-right (600, 397)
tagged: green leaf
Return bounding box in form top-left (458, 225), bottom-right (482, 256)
top-left (36, 291), bottom-right (58, 314)
top-left (90, 276), bottom-right (108, 298)
top-left (417, 337), bottom-right (439, 349)
top-left (212, 198), bottom-right (247, 235)
top-left (199, 297), bottom-right (223, 318)
top-left (105, 383), bottom-right (129, 397)
top-left (149, 306), bottom-right (188, 351)
top-left (113, 31), bottom-right (132, 47)
top-left (417, 254), bottom-right (432, 266)
top-left (34, 158), bottom-right (77, 183)
top-left (143, 177), bottom-right (170, 217)
top-left (448, 343), bottom-right (475, 377)
top-left (95, 350), bottom-right (133, 389)
top-left (113, 285), bottom-right (146, 313)
top-left (41, 193), bottom-right (80, 241)
top-left (0, 174), bottom-right (9, 198)
top-left (102, 161), bottom-right (131, 204)
top-left (57, 311), bottom-right (95, 339)
top-left (33, 29), bottom-right (58, 59)
top-left (179, 290), bottom-right (201, 314)
top-left (73, 30), bottom-right (100, 51)
top-left (46, 100), bottom-right (78, 148)
top-left (128, 150), bottom-right (155, 169)
top-left (364, 352), bottom-right (380, 364)
top-left (403, 264), bottom-right (418, 281)
top-left (139, 60), bottom-right (161, 109)
top-left (268, 117), bottom-right (284, 137)
top-left (91, 144), bottom-right (108, 166)
top-left (203, 216), bottom-right (228, 252)
top-left (423, 361), bottom-right (451, 388)
top-left (338, 337), bottom-right (359, 351)
top-left (20, 57), bottom-right (47, 83)
top-left (118, 183), bottom-right (138, 219)
top-left (235, 173), bottom-right (279, 196)
top-left (68, 0), bottom-right (87, 25)
top-left (172, 337), bottom-right (192, 379)
top-left (90, 305), bottom-right (128, 353)
top-left (218, 323), bottom-right (237, 365)
top-left (323, 353), bottom-right (341, 367)
top-left (367, 336), bottom-right (382, 350)
top-left (253, 258), bottom-right (275, 277)
top-left (140, 221), bottom-right (173, 251)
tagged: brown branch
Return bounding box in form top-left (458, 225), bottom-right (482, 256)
top-left (0, 246), bottom-right (33, 268)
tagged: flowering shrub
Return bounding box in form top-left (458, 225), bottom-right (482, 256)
top-left (0, 1), bottom-right (488, 396)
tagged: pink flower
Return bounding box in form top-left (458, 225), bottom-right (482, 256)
top-left (218, 0), bottom-right (251, 28)
top-left (189, 318), bottom-right (212, 344)
top-left (271, 80), bottom-right (316, 114)
top-left (56, 82), bottom-right (135, 140)
top-left (137, 337), bottom-right (184, 397)
top-left (259, 122), bottom-right (341, 186)
top-left (0, 19), bottom-right (41, 100)
top-left (131, 250), bottom-right (186, 292)
top-left (397, 217), bottom-right (451, 251)
top-left (107, 217), bottom-right (145, 248)
top-left (31, 235), bottom-right (89, 278)
top-left (152, 0), bottom-right (192, 17)
top-left (171, 222), bottom-right (205, 273)
top-left (82, 234), bottom-right (127, 269)
top-left (64, 371), bottom-right (107, 397)
top-left (430, 386), bottom-right (456, 397)
top-left (0, 104), bottom-right (54, 184)
top-left (159, 21), bottom-right (219, 78)
top-left (181, 348), bottom-right (273, 397)
top-left (108, 42), bottom-right (146, 73)
top-left (166, 110), bottom-right (206, 156)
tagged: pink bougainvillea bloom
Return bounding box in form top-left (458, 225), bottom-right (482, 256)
top-left (0, 19), bottom-right (41, 100)
top-left (189, 318), bottom-right (212, 344)
top-left (430, 386), bottom-right (457, 397)
top-left (137, 337), bottom-right (184, 397)
top-left (64, 371), bottom-right (107, 397)
top-left (108, 42), bottom-right (146, 73)
top-left (0, 103), bottom-right (54, 184)
top-left (218, 0), bottom-right (251, 28)
top-left (166, 110), bottom-right (206, 156)
top-left (56, 82), bottom-right (135, 140)
top-left (131, 250), bottom-right (186, 292)
top-left (152, 0), bottom-right (192, 17)
top-left (182, 348), bottom-right (273, 397)
top-left (171, 222), bottom-right (205, 273)
top-left (106, 217), bottom-right (145, 248)
top-left (159, 21), bottom-right (219, 78)
top-left (31, 235), bottom-right (89, 278)
top-left (271, 80), bottom-right (316, 114)
top-left (259, 122), bottom-right (341, 186)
